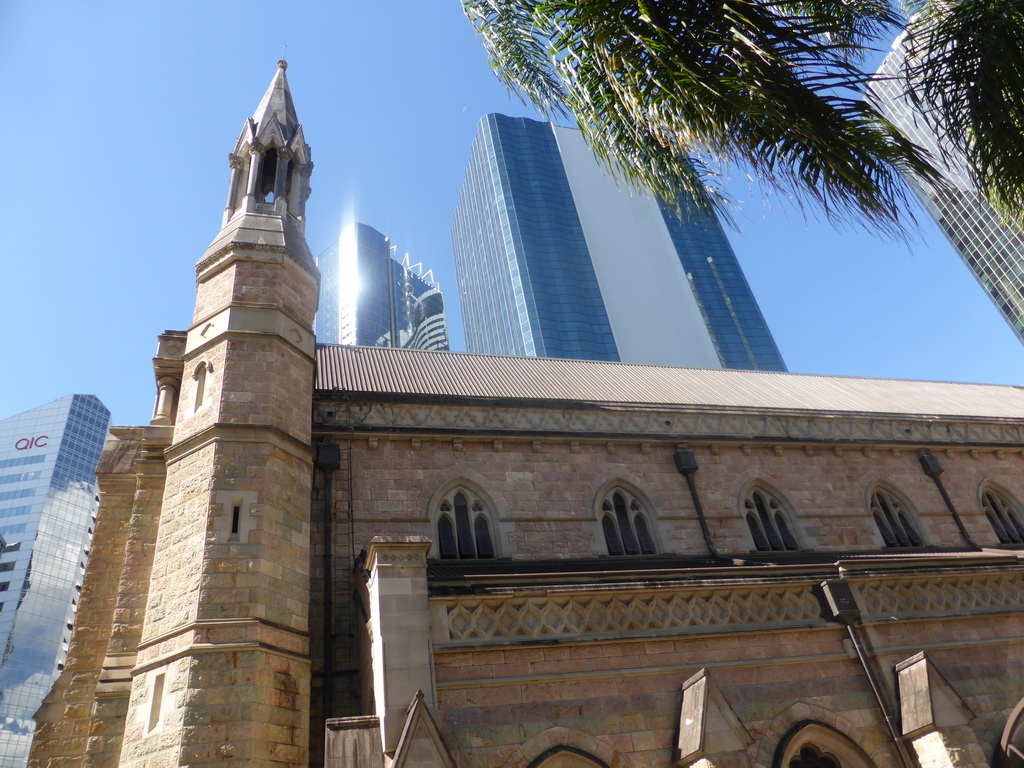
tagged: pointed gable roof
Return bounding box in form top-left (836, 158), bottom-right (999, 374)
top-left (391, 691), bottom-right (456, 768)
top-left (252, 60), bottom-right (298, 137)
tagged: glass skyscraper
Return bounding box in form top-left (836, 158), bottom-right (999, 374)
top-left (318, 222), bottom-right (450, 351)
top-left (451, 114), bottom-right (786, 371)
top-left (0, 394), bottom-right (109, 767)
top-left (871, 31), bottom-right (1024, 343)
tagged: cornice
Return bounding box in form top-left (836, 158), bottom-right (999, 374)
top-left (313, 399), bottom-right (1024, 447)
top-left (197, 241), bottom-right (319, 282)
top-left (164, 422), bottom-right (313, 465)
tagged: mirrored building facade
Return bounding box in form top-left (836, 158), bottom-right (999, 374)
top-left (451, 114), bottom-right (786, 371)
top-left (871, 32), bottom-right (1024, 343)
top-left (0, 394), bottom-right (109, 766)
top-left (318, 223), bottom-right (449, 351)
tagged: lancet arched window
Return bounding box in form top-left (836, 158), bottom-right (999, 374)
top-left (600, 489), bottom-right (656, 556)
top-left (775, 722), bottom-right (879, 768)
top-left (435, 488), bottom-right (495, 559)
top-left (982, 487), bottom-right (1024, 545)
top-left (789, 746), bottom-right (840, 768)
top-left (870, 487), bottom-right (923, 548)
top-left (743, 487), bottom-right (799, 551)
top-left (259, 147), bottom-right (279, 202)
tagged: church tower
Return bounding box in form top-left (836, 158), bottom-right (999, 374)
top-left (122, 61), bottom-right (317, 768)
top-left (29, 61), bottom-right (319, 768)
top-left (119, 60), bottom-right (319, 768)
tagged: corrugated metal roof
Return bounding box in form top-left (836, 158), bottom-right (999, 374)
top-left (315, 345), bottom-right (1024, 420)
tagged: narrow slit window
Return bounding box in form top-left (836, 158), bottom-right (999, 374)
top-left (230, 505), bottom-right (241, 536)
top-left (148, 673), bottom-right (165, 734)
top-left (193, 363), bottom-right (208, 412)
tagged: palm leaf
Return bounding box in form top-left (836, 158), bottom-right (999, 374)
top-left (903, 0), bottom-right (1024, 216)
top-left (465, 0), bottom-right (942, 233)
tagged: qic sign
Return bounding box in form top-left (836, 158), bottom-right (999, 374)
top-left (14, 436), bottom-right (48, 451)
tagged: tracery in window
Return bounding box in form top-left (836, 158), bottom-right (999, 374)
top-left (870, 487), bottom-right (923, 548)
top-left (435, 488), bottom-right (495, 559)
top-left (789, 745), bottom-right (840, 768)
top-left (982, 487), bottom-right (1024, 545)
top-left (531, 748), bottom-right (606, 768)
top-left (743, 487), bottom-right (799, 551)
top-left (600, 488), bottom-right (656, 556)
top-left (776, 722), bottom-right (878, 768)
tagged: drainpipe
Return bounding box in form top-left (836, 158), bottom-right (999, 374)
top-left (918, 452), bottom-right (980, 550)
top-left (673, 448), bottom-right (722, 559)
top-left (315, 441), bottom-right (342, 720)
top-left (820, 580), bottom-right (916, 768)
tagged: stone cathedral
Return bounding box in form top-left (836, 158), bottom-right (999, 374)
top-left (29, 64), bottom-right (1024, 768)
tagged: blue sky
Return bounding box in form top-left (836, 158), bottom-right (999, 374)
top-left (3, 1), bottom-right (1023, 426)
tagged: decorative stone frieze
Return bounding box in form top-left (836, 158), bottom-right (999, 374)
top-left (854, 570), bottom-right (1024, 620)
top-left (435, 583), bottom-right (824, 645)
top-left (315, 400), bottom-right (1024, 447)
top-left (432, 567), bottom-right (1024, 647)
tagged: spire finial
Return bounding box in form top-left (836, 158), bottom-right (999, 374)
top-left (278, 59), bottom-right (288, 71)
top-left (279, 44), bottom-right (287, 70)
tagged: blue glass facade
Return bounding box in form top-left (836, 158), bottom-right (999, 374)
top-left (317, 223), bottom-right (450, 351)
top-left (0, 395), bottom-right (110, 767)
top-left (660, 205), bottom-right (787, 370)
top-left (452, 114), bottom-right (785, 370)
top-left (452, 114), bottom-right (620, 361)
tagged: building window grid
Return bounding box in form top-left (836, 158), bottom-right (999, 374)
top-left (743, 488), bottom-right (799, 551)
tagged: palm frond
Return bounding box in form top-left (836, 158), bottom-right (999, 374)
top-left (904, 1), bottom-right (1024, 216)
top-left (465, 0), bottom-right (940, 233)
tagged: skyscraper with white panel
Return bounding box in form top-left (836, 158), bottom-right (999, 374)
top-left (451, 114), bottom-right (786, 370)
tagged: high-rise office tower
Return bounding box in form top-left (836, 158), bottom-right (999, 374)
top-left (0, 394), bottom-right (109, 767)
top-left (318, 223), bottom-right (449, 351)
top-left (451, 114), bottom-right (786, 370)
top-left (871, 31), bottom-right (1024, 343)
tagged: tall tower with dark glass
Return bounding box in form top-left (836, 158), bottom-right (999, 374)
top-left (451, 114), bottom-right (786, 370)
top-left (318, 223), bottom-right (450, 351)
top-left (871, 31), bottom-right (1024, 344)
top-left (0, 394), bottom-right (109, 767)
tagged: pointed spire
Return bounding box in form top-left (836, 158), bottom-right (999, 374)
top-left (251, 60), bottom-right (298, 137)
top-left (204, 60), bottom-right (314, 270)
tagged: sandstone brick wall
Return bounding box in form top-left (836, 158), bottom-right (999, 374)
top-left (29, 458), bottom-right (138, 767)
top-left (316, 417), bottom-right (1024, 767)
top-left (193, 257), bottom-right (317, 330)
top-left (328, 434), bottom-right (1024, 561)
top-left (432, 628), bottom-right (892, 768)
